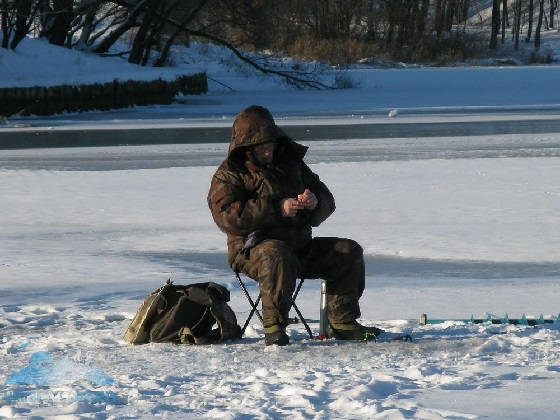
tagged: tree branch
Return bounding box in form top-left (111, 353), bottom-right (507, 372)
top-left (112, 0), bottom-right (333, 89)
top-left (186, 28), bottom-right (332, 89)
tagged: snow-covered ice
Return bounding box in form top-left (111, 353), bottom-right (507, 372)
top-left (2, 136), bottom-right (560, 418)
top-left (2, 36), bottom-right (560, 418)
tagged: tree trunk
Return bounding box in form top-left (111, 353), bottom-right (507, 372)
top-left (535, 0), bottom-right (545, 50)
top-left (460, 0), bottom-right (470, 23)
top-left (445, 0), bottom-right (456, 31)
top-left (397, 1), bottom-right (412, 46)
top-left (551, 0), bottom-right (557, 28)
top-left (490, 0), bottom-right (500, 49)
top-left (75, 6), bottom-right (97, 50)
top-left (128, 0), bottom-right (158, 64)
top-left (385, 0), bottom-right (396, 46)
top-left (514, 0), bottom-right (522, 50)
top-left (416, 0), bottom-right (429, 37)
top-left (154, 0), bottom-right (207, 67)
top-left (92, 1), bottom-right (147, 54)
top-left (434, 0), bottom-right (444, 37)
top-left (1, 0), bottom-right (10, 49)
top-left (526, 0), bottom-right (534, 42)
top-left (501, 0), bottom-right (508, 44)
top-left (47, 0), bottom-right (74, 46)
top-left (10, 0), bottom-right (33, 50)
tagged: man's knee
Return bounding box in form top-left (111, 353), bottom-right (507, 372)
top-left (253, 239), bottom-right (298, 268)
top-left (333, 238), bottom-right (363, 261)
top-left (250, 240), bottom-right (298, 294)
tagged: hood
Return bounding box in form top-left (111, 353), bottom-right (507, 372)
top-left (227, 105), bottom-right (307, 162)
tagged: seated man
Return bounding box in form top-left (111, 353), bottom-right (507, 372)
top-left (207, 105), bottom-right (382, 345)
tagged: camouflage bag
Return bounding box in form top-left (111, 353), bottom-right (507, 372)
top-left (123, 280), bottom-right (241, 345)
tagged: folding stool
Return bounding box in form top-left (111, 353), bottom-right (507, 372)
top-left (234, 271), bottom-right (313, 338)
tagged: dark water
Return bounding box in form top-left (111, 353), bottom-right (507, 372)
top-left (2, 113), bottom-right (560, 171)
top-left (2, 117), bottom-right (560, 150)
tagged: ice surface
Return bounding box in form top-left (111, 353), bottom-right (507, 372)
top-left (1, 141), bottom-right (560, 418)
top-left (2, 35), bottom-right (560, 419)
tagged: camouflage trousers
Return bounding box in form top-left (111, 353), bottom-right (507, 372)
top-left (233, 237), bottom-right (365, 328)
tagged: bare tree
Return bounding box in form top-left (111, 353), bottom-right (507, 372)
top-left (1, 0), bottom-right (37, 50)
top-left (72, 0), bottom-right (104, 50)
top-left (92, 0), bottom-right (146, 54)
top-left (416, 0), bottom-right (430, 37)
top-left (535, 0), bottom-right (545, 50)
top-left (550, 0), bottom-right (558, 28)
top-left (513, 0), bottom-right (522, 50)
top-left (526, 0), bottom-right (535, 41)
top-left (10, 0), bottom-right (35, 49)
top-left (501, 0), bottom-right (508, 44)
top-left (154, 0), bottom-right (207, 67)
top-left (434, 0), bottom-right (444, 37)
top-left (1, 0), bottom-right (14, 48)
top-left (0, 0), bottom-right (516, 85)
top-left (490, 0), bottom-right (500, 48)
top-left (40, 0), bottom-right (75, 46)
top-left (127, 0), bottom-right (159, 64)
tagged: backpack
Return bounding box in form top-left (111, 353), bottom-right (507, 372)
top-left (123, 280), bottom-right (241, 345)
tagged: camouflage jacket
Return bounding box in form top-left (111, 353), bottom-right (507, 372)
top-left (207, 123), bottom-right (335, 266)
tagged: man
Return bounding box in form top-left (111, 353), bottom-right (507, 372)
top-left (207, 105), bottom-right (382, 345)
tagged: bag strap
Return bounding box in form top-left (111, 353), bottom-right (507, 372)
top-left (178, 306), bottom-right (214, 345)
top-left (209, 301), bottom-right (242, 342)
top-left (179, 282), bottom-right (231, 306)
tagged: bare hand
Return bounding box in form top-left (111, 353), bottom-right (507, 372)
top-left (297, 189), bottom-right (318, 210)
top-left (280, 198), bottom-right (304, 217)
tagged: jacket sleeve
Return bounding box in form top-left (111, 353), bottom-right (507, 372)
top-left (207, 169), bottom-right (280, 236)
top-left (301, 162), bottom-right (336, 226)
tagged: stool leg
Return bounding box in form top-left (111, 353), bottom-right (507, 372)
top-left (292, 301), bottom-right (313, 338)
top-left (290, 278), bottom-right (313, 338)
top-left (241, 294), bottom-right (261, 336)
top-left (236, 273), bottom-right (313, 339)
top-left (236, 271), bottom-right (264, 336)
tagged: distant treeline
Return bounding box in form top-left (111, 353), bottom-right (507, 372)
top-left (217, 0), bottom-right (474, 63)
top-left (226, 0), bottom-right (557, 62)
top-left (1, 1), bottom-right (478, 64)
top-left (0, 73), bottom-right (207, 117)
top-left (1, 1), bottom-right (557, 76)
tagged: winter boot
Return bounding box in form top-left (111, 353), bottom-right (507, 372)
top-left (264, 325), bottom-right (290, 346)
top-left (327, 320), bottom-right (383, 341)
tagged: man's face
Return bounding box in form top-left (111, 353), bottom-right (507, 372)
top-left (253, 142), bottom-right (276, 164)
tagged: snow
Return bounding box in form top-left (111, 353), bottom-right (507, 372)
top-left (2, 141), bottom-right (560, 418)
top-left (4, 32), bottom-right (560, 126)
top-left (0, 37), bottom-right (188, 88)
top-left (2, 36), bottom-right (560, 418)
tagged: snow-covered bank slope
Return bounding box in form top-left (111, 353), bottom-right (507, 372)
top-left (7, 63), bottom-right (560, 123)
top-left (4, 36), bottom-right (560, 124)
top-left (0, 37), bottom-right (188, 88)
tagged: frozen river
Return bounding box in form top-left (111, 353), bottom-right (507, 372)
top-left (3, 108), bottom-right (560, 151)
top-left (1, 129), bottom-right (559, 311)
top-left (2, 124), bottom-right (560, 419)
top-left (2, 131), bottom-right (560, 170)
